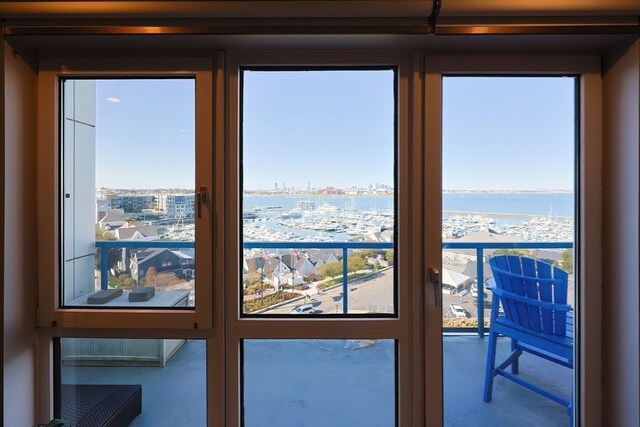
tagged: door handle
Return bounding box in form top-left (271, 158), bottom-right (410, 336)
top-left (429, 267), bottom-right (441, 308)
top-left (196, 187), bottom-right (208, 219)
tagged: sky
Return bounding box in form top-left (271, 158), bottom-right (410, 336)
top-left (242, 69), bottom-right (395, 190)
top-left (95, 78), bottom-right (195, 189)
top-left (93, 73), bottom-right (575, 191)
top-left (442, 76), bottom-right (575, 191)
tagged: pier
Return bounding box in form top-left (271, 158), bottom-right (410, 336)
top-left (443, 210), bottom-right (573, 220)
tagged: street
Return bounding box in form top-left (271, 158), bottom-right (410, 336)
top-left (263, 267), bottom-right (492, 319)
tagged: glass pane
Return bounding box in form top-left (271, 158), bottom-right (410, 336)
top-left (57, 338), bottom-right (205, 426)
top-left (242, 339), bottom-right (395, 426)
top-left (61, 79), bottom-right (196, 308)
top-left (442, 77), bottom-right (575, 426)
top-left (241, 69), bottom-right (396, 316)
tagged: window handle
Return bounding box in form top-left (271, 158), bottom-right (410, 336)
top-left (196, 187), bottom-right (208, 219)
top-left (429, 267), bottom-right (441, 308)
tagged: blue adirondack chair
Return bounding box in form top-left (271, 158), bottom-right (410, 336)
top-left (485, 255), bottom-right (573, 423)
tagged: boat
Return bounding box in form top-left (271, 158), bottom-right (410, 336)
top-left (295, 200), bottom-right (316, 212)
top-left (280, 209), bottom-right (303, 219)
top-left (318, 202), bottom-right (338, 213)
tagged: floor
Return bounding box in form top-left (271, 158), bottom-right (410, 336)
top-left (60, 335), bottom-right (572, 426)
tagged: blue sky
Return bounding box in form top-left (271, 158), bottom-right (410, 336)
top-left (95, 79), bottom-right (195, 189)
top-left (242, 69), bottom-right (395, 190)
top-left (443, 76), bottom-right (575, 190)
top-left (94, 73), bottom-right (575, 191)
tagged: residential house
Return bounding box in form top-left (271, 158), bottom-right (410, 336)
top-left (129, 248), bottom-right (195, 284)
top-left (97, 208), bottom-right (126, 230)
top-left (294, 258), bottom-right (317, 278)
top-left (307, 249), bottom-right (342, 268)
top-left (115, 223), bottom-right (159, 241)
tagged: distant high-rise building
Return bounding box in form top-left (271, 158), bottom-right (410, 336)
top-left (275, 182), bottom-right (278, 189)
top-left (307, 182), bottom-right (311, 191)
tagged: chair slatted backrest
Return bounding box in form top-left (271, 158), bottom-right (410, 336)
top-left (489, 255), bottom-right (569, 337)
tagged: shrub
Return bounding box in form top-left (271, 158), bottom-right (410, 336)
top-left (442, 317), bottom-right (490, 328)
top-left (109, 274), bottom-right (136, 290)
top-left (244, 291), bottom-right (297, 313)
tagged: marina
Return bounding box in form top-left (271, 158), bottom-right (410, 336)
top-left (162, 193), bottom-right (574, 244)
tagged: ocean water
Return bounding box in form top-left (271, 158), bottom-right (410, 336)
top-left (244, 192), bottom-right (574, 217)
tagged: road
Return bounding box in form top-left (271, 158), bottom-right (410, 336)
top-left (263, 267), bottom-right (491, 319)
top-left (265, 268), bottom-right (395, 314)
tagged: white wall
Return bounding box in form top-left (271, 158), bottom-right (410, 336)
top-left (603, 38), bottom-right (640, 427)
top-left (3, 41), bottom-right (37, 426)
top-left (62, 79), bottom-right (96, 303)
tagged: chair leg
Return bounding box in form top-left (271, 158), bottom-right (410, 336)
top-left (511, 339), bottom-right (520, 375)
top-left (483, 328), bottom-right (498, 402)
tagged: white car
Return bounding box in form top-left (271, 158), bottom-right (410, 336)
top-left (450, 304), bottom-right (467, 318)
top-left (291, 303), bottom-right (315, 314)
top-left (442, 283), bottom-right (457, 295)
top-left (470, 282), bottom-right (488, 299)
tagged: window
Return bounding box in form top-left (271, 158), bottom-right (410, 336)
top-left (61, 78), bottom-right (196, 308)
top-left (37, 61), bottom-right (214, 330)
top-left (240, 67), bottom-right (397, 316)
top-left (225, 52), bottom-right (421, 426)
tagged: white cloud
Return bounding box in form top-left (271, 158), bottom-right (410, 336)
top-left (176, 129), bottom-right (190, 133)
top-left (106, 97), bottom-right (121, 103)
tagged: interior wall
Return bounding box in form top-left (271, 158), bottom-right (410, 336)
top-left (3, 40), bottom-right (37, 426)
top-left (602, 38), bottom-right (640, 427)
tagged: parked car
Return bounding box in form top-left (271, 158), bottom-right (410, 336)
top-left (291, 303), bottom-right (315, 314)
top-left (442, 283), bottom-right (457, 295)
top-left (470, 282), bottom-right (488, 299)
top-left (450, 304), bottom-right (467, 318)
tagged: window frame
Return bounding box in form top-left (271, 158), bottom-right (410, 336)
top-left (424, 54), bottom-right (603, 427)
top-left (36, 58), bottom-right (216, 330)
top-left (224, 50), bottom-right (425, 427)
top-left (32, 52), bottom-right (604, 427)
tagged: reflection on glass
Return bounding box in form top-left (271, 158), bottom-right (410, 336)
top-left (61, 79), bottom-right (196, 308)
top-left (241, 69), bottom-right (396, 316)
top-left (58, 338), bottom-right (205, 426)
top-left (242, 339), bottom-right (395, 427)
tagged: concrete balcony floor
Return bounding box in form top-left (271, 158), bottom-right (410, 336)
top-left (61, 336), bottom-right (571, 426)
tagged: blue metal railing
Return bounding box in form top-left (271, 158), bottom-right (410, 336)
top-left (95, 240), bottom-right (572, 335)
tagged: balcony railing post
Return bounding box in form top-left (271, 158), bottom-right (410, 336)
top-left (476, 248), bottom-right (484, 337)
top-left (101, 246), bottom-right (109, 290)
top-left (342, 247), bottom-right (348, 314)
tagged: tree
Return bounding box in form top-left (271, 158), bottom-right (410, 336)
top-left (372, 262), bottom-right (381, 273)
top-left (145, 266), bottom-right (158, 286)
top-left (95, 227), bottom-right (116, 241)
top-left (385, 250), bottom-right (394, 264)
top-left (559, 249), bottom-right (573, 272)
top-left (492, 249), bottom-right (534, 257)
top-left (358, 249), bottom-right (376, 260)
top-left (347, 255), bottom-right (366, 273)
top-left (95, 227), bottom-right (119, 271)
top-left (318, 261), bottom-right (342, 279)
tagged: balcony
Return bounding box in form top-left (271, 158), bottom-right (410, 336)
top-left (74, 240), bottom-right (573, 426)
top-left (60, 336), bottom-right (571, 426)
